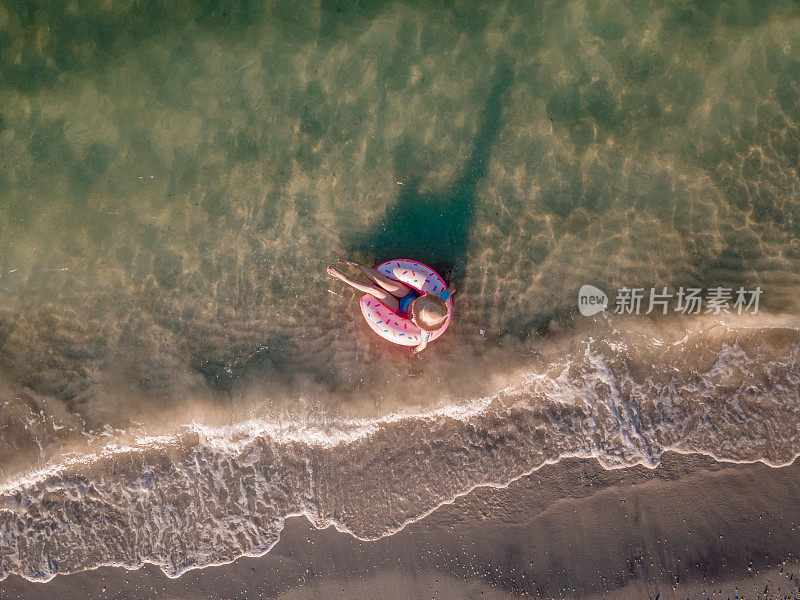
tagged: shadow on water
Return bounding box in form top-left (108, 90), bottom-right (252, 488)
top-left (346, 58), bottom-right (514, 284)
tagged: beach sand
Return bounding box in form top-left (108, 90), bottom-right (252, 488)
top-left (2, 451), bottom-right (798, 599)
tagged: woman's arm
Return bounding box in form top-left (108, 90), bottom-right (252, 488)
top-left (413, 340), bottom-right (428, 353)
top-left (447, 280), bottom-right (456, 296)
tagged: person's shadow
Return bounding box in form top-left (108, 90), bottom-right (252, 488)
top-left (346, 58), bottom-right (514, 285)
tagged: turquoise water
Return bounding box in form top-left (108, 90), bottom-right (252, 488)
top-left (1, 0), bottom-right (800, 582)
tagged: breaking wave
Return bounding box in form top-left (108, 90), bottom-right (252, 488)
top-left (2, 321), bottom-right (799, 582)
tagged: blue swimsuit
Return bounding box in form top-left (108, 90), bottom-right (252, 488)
top-left (396, 290), bottom-right (420, 318)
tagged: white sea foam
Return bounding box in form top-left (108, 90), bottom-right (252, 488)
top-left (1, 323), bottom-right (799, 582)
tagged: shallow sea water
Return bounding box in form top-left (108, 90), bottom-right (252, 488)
top-left (1, 0), bottom-right (800, 581)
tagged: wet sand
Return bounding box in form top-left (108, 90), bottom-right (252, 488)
top-left (3, 451), bottom-right (799, 599)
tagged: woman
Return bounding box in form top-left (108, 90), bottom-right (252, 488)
top-left (327, 257), bottom-right (454, 352)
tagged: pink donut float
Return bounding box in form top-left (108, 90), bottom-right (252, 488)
top-left (359, 259), bottom-right (452, 346)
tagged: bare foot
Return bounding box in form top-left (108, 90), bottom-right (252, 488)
top-left (327, 266), bottom-right (345, 280)
top-left (338, 256), bottom-right (359, 267)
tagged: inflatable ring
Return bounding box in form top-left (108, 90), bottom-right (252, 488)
top-left (360, 259), bottom-right (452, 346)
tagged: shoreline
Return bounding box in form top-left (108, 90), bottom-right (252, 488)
top-left (3, 451), bottom-right (799, 599)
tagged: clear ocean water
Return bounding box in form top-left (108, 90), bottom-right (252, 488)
top-left (1, 0), bottom-right (800, 581)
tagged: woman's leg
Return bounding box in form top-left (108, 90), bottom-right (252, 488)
top-left (338, 257), bottom-right (412, 297)
top-left (327, 267), bottom-right (399, 312)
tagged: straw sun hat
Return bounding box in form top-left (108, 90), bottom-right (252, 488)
top-left (410, 293), bottom-right (450, 331)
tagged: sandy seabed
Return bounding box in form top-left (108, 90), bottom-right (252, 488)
top-left (2, 451), bottom-right (799, 600)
